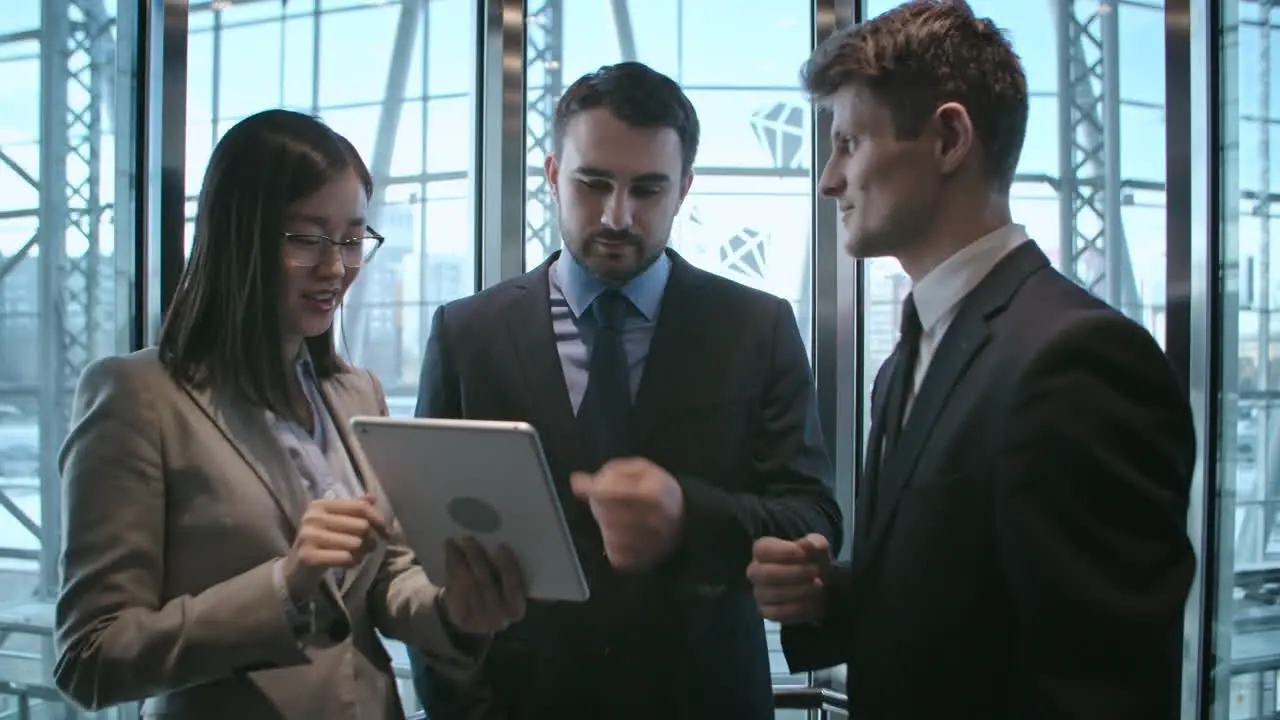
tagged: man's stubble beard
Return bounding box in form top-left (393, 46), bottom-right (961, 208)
top-left (563, 224), bottom-right (670, 285)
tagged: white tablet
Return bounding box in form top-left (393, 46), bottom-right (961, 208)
top-left (349, 416), bottom-right (589, 602)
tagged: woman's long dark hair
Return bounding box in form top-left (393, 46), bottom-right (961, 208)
top-left (158, 109), bottom-right (373, 415)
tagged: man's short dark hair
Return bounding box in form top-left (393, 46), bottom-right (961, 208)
top-left (802, 0), bottom-right (1029, 192)
top-left (553, 61), bottom-right (700, 174)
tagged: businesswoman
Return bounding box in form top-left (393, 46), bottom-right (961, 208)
top-left (52, 109), bottom-right (525, 718)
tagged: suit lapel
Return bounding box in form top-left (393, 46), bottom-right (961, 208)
top-left (854, 355), bottom-right (895, 548)
top-left (861, 241), bottom-right (1051, 555)
top-left (180, 380), bottom-right (310, 534)
top-left (316, 376), bottom-right (382, 597)
top-left (629, 251), bottom-right (706, 449)
top-left (508, 252), bottom-right (587, 472)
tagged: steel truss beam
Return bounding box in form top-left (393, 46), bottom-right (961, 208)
top-left (1055, 0), bottom-right (1141, 318)
top-left (525, 0), bottom-right (563, 265)
top-left (34, 0), bottom-right (113, 603)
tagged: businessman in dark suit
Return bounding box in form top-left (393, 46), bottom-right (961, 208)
top-left (747, 3), bottom-right (1196, 720)
top-left (408, 61), bottom-right (843, 720)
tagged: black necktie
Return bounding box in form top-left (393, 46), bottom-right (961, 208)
top-left (882, 293), bottom-right (922, 451)
top-left (576, 289), bottom-right (632, 469)
top-left (860, 294), bottom-right (922, 534)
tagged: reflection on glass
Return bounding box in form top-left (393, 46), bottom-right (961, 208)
top-left (1215, 1), bottom-right (1280, 718)
top-left (0, 0), bottom-right (139, 716)
top-left (523, 0), bottom-right (816, 357)
top-left (182, 0), bottom-right (480, 711)
top-left (521, 0), bottom-right (816, 689)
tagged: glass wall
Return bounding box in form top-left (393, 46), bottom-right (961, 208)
top-left (1212, 1), bottom-right (1280, 718)
top-left (0, 0), bottom-right (141, 716)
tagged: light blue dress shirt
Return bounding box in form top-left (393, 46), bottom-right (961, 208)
top-left (548, 250), bottom-right (672, 411)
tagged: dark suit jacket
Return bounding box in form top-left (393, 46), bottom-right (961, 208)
top-left (410, 249), bottom-right (843, 720)
top-left (782, 241), bottom-right (1196, 720)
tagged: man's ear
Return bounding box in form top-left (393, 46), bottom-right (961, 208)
top-left (544, 153), bottom-right (561, 201)
top-left (933, 102), bottom-right (975, 177)
top-left (677, 170), bottom-right (695, 204)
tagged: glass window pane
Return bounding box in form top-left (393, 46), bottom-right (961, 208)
top-left (218, 22), bottom-right (286, 118)
top-left (184, 0), bottom-right (480, 711)
top-left (522, 0), bottom-right (816, 692)
top-left (318, 5), bottom-right (399, 107)
top-left (1215, 1), bottom-right (1280, 717)
top-left (2, 0), bottom-right (140, 715)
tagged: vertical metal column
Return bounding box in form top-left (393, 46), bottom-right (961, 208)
top-left (37, 0), bottom-right (71, 608)
top-left (38, 0), bottom-right (111, 602)
top-left (1054, 0), bottom-right (1141, 319)
top-left (154, 0), bottom-right (189, 337)
top-left (1168, 0), bottom-right (1214, 711)
top-left (810, 0), bottom-right (858, 550)
top-left (524, 0), bottom-right (562, 267)
top-left (418, 1), bottom-right (434, 353)
top-left (809, 0), bottom-right (859, 698)
top-left (1201, 0), bottom-right (1238, 716)
top-left (476, 0), bottom-right (525, 287)
top-left (1257, 0), bottom-right (1276, 563)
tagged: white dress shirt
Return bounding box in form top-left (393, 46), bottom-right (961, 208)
top-left (902, 223), bottom-right (1029, 420)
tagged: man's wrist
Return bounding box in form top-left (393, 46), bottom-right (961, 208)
top-left (436, 587), bottom-right (492, 651)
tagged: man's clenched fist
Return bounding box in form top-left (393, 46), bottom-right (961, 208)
top-left (746, 533), bottom-right (832, 624)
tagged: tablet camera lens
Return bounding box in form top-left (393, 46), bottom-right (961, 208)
top-left (446, 496), bottom-right (503, 534)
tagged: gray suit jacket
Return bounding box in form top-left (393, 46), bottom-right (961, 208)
top-left (53, 347), bottom-right (484, 719)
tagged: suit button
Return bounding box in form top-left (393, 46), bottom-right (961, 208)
top-left (327, 618), bottom-right (350, 642)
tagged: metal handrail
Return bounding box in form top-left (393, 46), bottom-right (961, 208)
top-left (402, 686), bottom-right (849, 719)
top-left (773, 686), bottom-right (849, 711)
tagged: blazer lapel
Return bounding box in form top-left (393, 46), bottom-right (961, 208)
top-left (180, 380), bottom-right (310, 534)
top-left (628, 250), bottom-right (707, 449)
top-left (853, 354), bottom-right (896, 549)
top-left (315, 377), bottom-right (382, 597)
top-left (508, 252), bottom-right (587, 471)
top-left (862, 241), bottom-right (1051, 555)
top-left (506, 253), bottom-right (606, 557)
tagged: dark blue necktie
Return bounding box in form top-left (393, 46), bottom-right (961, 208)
top-left (575, 289), bottom-right (645, 648)
top-left (576, 289), bottom-right (632, 469)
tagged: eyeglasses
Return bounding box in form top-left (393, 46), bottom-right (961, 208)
top-left (280, 227), bottom-right (385, 268)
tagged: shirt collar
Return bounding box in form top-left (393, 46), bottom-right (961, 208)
top-left (553, 249), bottom-right (671, 321)
top-left (292, 343), bottom-right (318, 383)
top-left (911, 223), bottom-right (1028, 333)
